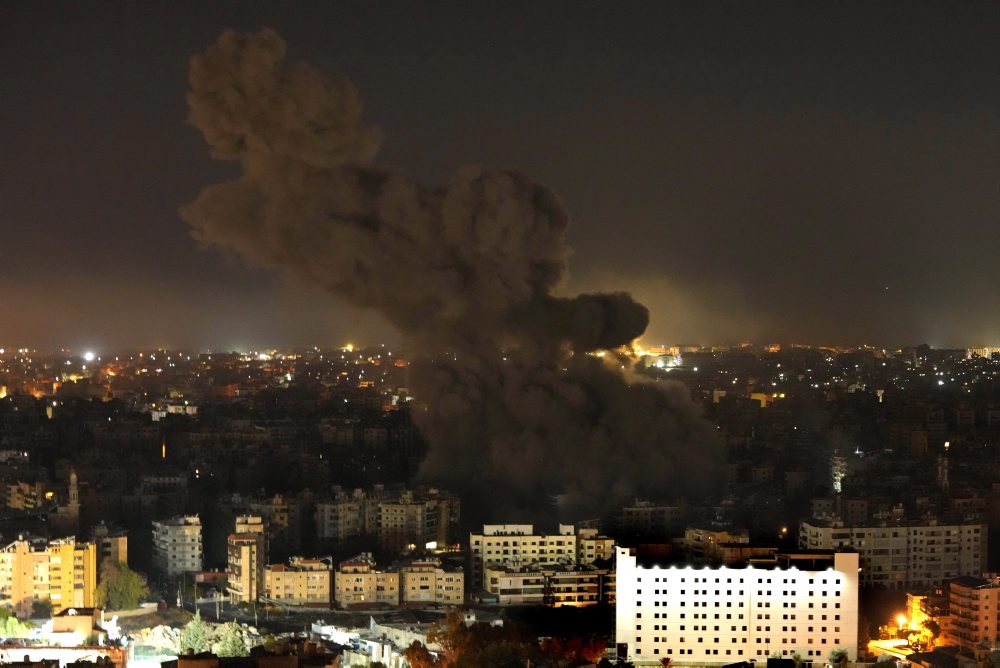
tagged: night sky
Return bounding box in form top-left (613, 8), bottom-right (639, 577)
top-left (3, 2), bottom-right (999, 351)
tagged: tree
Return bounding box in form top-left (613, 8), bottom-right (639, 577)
top-left (94, 562), bottom-right (150, 611)
top-left (214, 622), bottom-right (248, 657)
top-left (539, 635), bottom-right (607, 664)
top-left (180, 609), bottom-right (211, 654)
top-left (418, 611), bottom-right (612, 667)
top-left (922, 619), bottom-right (941, 639)
top-left (0, 609), bottom-right (33, 639)
top-left (404, 641), bottom-right (439, 668)
top-left (829, 648), bottom-right (849, 665)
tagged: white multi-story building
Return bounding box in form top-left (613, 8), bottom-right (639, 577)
top-left (799, 518), bottom-right (986, 588)
top-left (468, 524), bottom-right (614, 589)
top-left (615, 547), bottom-right (859, 665)
top-left (152, 515), bottom-right (203, 578)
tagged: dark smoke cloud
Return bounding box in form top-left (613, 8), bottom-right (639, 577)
top-left (182, 29), bottom-right (723, 520)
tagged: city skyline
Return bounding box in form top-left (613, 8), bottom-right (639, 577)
top-left (5, 2), bottom-right (1000, 349)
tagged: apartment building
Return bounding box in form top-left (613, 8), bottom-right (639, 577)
top-left (227, 515), bottom-right (267, 604)
top-left (617, 500), bottom-right (687, 536)
top-left (399, 560), bottom-right (464, 606)
top-left (151, 515), bottom-right (203, 578)
top-left (615, 547), bottom-right (859, 665)
top-left (247, 493), bottom-right (303, 556)
top-left (263, 557), bottom-right (332, 607)
top-left (0, 536), bottom-right (97, 616)
top-left (942, 576), bottom-right (1000, 660)
top-left (483, 562), bottom-right (612, 607)
top-left (799, 517), bottom-right (986, 588)
top-left (684, 527), bottom-right (750, 563)
top-left (7, 481), bottom-right (47, 511)
top-left (334, 554), bottom-right (399, 608)
top-left (333, 554), bottom-right (463, 608)
top-left (468, 524), bottom-right (614, 589)
top-left (315, 487), bottom-right (460, 550)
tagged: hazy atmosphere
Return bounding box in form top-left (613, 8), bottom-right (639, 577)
top-left (4, 2), bottom-right (1000, 350)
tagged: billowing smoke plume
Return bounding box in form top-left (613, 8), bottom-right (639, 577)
top-left (182, 29), bottom-right (723, 520)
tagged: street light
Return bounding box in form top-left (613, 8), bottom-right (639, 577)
top-left (897, 614), bottom-right (907, 634)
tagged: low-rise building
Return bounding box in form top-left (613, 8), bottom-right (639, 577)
top-left (468, 523), bottom-right (613, 589)
top-left (333, 555), bottom-right (463, 608)
top-left (399, 559), bottom-right (463, 606)
top-left (334, 554), bottom-right (399, 608)
top-left (263, 557), bottom-right (332, 607)
top-left (483, 562), bottom-right (612, 607)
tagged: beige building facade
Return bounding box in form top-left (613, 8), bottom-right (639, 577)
top-left (227, 515), bottom-right (266, 604)
top-left (399, 560), bottom-right (463, 606)
top-left (263, 557), bottom-right (332, 606)
top-left (943, 576), bottom-right (1000, 659)
top-left (334, 555), bottom-right (399, 608)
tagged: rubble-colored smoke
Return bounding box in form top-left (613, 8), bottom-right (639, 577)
top-left (182, 29), bottom-right (723, 520)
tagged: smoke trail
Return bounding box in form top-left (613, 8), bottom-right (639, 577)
top-left (182, 29), bottom-right (723, 519)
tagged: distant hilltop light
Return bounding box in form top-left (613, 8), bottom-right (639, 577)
top-left (83, 351), bottom-right (95, 362)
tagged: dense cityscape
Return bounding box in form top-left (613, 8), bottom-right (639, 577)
top-left (2, 341), bottom-right (1000, 665)
top-left (6, 3), bottom-right (1000, 668)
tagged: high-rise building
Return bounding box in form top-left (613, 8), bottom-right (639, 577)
top-left (615, 547), bottom-right (859, 663)
top-left (227, 515), bottom-right (266, 603)
top-left (0, 536), bottom-right (97, 616)
top-left (152, 515), bottom-right (203, 579)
